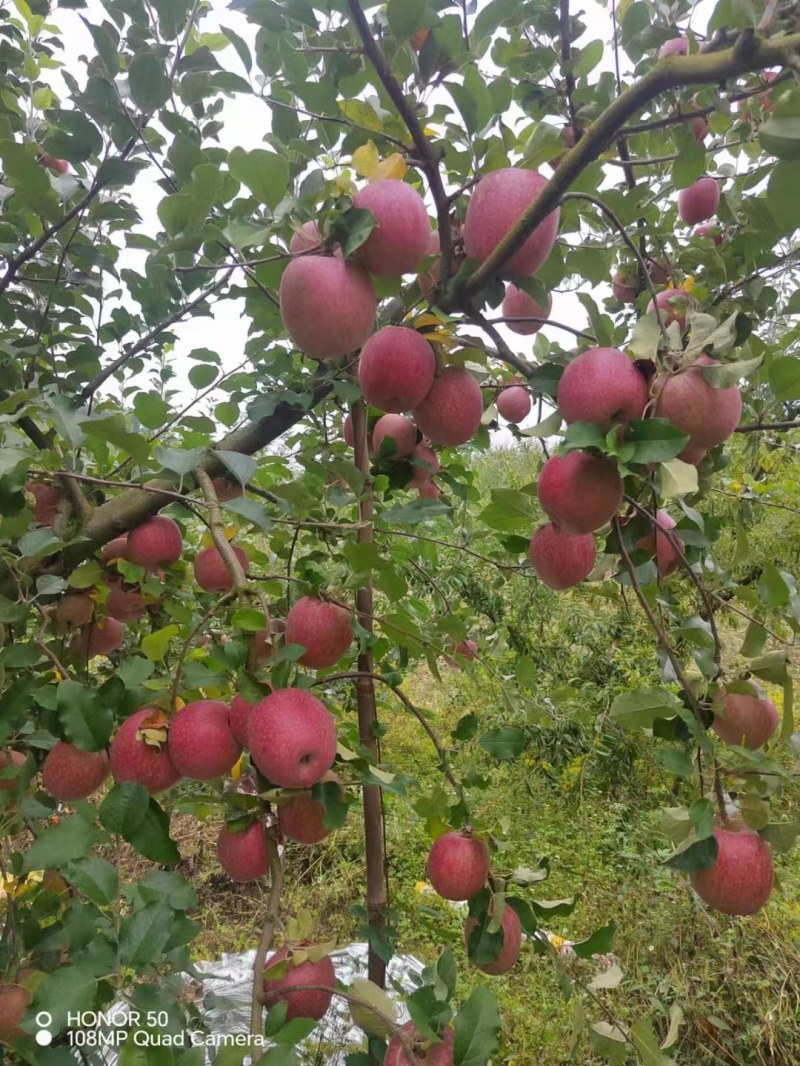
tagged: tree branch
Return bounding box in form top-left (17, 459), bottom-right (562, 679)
top-left (344, 0), bottom-right (453, 282)
top-left (251, 832), bottom-right (283, 1038)
top-left (445, 35), bottom-right (800, 306)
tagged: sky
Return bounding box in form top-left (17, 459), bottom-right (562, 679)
top-left (44, 0), bottom-right (717, 443)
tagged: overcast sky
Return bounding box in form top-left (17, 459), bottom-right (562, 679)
top-left (47, 0), bottom-right (716, 441)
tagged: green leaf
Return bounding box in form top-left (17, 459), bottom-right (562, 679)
top-left (312, 778), bottom-right (349, 830)
top-left (453, 986), bottom-right (501, 1066)
top-left (625, 419), bottom-right (689, 464)
top-left (22, 815), bottom-right (105, 873)
top-left (478, 727), bottom-right (525, 760)
top-left (65, 855), bottom-right (119, 905)
top-left (760, 117), bottom-right (800, 162)
top-left (665, 834), bottom-right (718, 872)
top-left (57, 680), bottom-right (114, 750)
top-left (572, 921), bottom-right (616, 960)
top-left (699, 354), bottom-right (762, 388)
top-left (213, 450), bottom-right (257, 485)
top-left (386, 0), bottom-right (427, 38)
top-left (627, 313), bottom-right (660, 360)
top-left (32, 966), bottom-right (98, 1033)
top-left (768, 356), bottom-right (800, 402)
top-left (222, 24), bottom-right (252, 72)
top-left (610, 687), bottom-right (684, 730)
top-left (128, 50), bottom-right (171, 112)
top-left (478, 488), bottom-right (535, 532)
top-left (134, 392), bottom-right (171, 429)
top-left (767, 162), bottom-right (800, 234)
top-left (329, 207), bottom-right (377, 256)
top-left (228, 146), bottom-right (289, 208)
top-left (100, 782), bottom-right (151, 836)
top-left (631, 1017), bottom-right (676, 1066)
top-left (659, 459), bottom-right (698, 499)
top-left (119, 899), bottom-right (175, 968)
top-left (141, 624), bottom-right (180, 662)
top-left (128, 797), bottom-right (180, 864)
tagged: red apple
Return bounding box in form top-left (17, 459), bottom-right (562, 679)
top-left (712, 684), bottom-right (779, 749)
top-left (689, 826), bottom-right (773, 915)
top-left (528, 523), bottom-right (596, 589)
top-left (353, 179), bottom-right (431, 276)
top-left (105, 583), bottom-right (148, 622)
top-left (501, 285), bottom-right (552, 335)
top-left (71, 617), bottom-right (124, 658)
top-left (284, 596), bottom-right (352, 669)
top-left (464, 904), bottom-right (522, 975)
top-left (126, 516), bottom-right (183, 569)
top-left (693, 223), bottom-right (723, 245)
top-left (659, 37), bottom-right (688, 58)
top-left (453, 639), bottom-right (477, 660)
top-left (289, 220), bottom-right (324, 255)
top-left (167, 699), bottom-right (242, 780)
top-left (247, 688), bottom-right (337, 788)
top-left (635, 509), bottom-right (684, 576)
top-left (409, 443), bottom-right (440, 487)
top-left (0, 750), bottom-right (26, 793)
top-left (42, 742), bottom-right (109, 801)
top-left (0, 981), bottom-right (31, 1041)
top-left (217, 820), bottom-right (269, 881)
top-left (53, 592), bottom-right (94, 632)
top-left (109, 708), bottom-right (182, 794)
top-left (386, 1022), bottom-right (455, 1066)
top-left (278, 772), bottom-right (343, 844)
top-left (262, 948), bottom-right (335, 1021)
top-left (26, 482), bottom-right (60, 526)
top-left (537, 452), bottom-right (623, 534)
top-left (229, 695), bottom-right (255, 748)
top-left (211, 476), bottom-right (243, 502)
top-left (418, 480), bottom-right (441, 499)
top-left (412, 367), bottom-right (483, 447)
top-left (100, 535), bottom-right (129, 564)
top-left (280, 256), bottom-right (376, 361)
top-left (463, 168), bottom-right (560, 278)
top-left (557, 347), bottom-right (649, 429)
top-left (654, 354), bottom-right (742, 459)
top-left (372, 414), bottom-right (417, 458)
top-left (496, 385), bottom-right (531, 423)
top-left (678, 177), bottom-right (720, 225)
top-left (193, 544), bottom-right (250, 593)
top-left (646, 287), bottom-right (691, 330)
top-left (427, 831), bottom-right (490, 901)
top-left (358, 326), bottom-right (436, 413)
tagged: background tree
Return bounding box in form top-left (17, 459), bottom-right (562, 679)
top-left (0, 0), bottom-right (799, 1063)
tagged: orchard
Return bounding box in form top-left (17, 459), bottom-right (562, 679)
top-left (0, 0), bottom-right (799, 1064)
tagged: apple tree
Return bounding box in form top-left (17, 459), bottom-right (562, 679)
top-left (0, 0), bottom-right (799, 1062)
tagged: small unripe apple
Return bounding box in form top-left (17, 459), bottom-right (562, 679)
top-left (385, 1022), bottom-right (455, 1066)
top-left (427, 831), bottom-right (490, 901)
top-left (262, 948), bottom-right (335, 1021)
top-left (372, 414), bottom-right (417, 458)
top-left (537, 452), bottom-right (623, 535)
top-left (464, 904), bottom-right (522, 975)
top-left (280, 256), bottom-right (376, 361)
top-left (278, 773), bottom-right (344, 844)
top-left (193, 544), bottom-right (250, 593)
top-left (501, 285), bottom-right (552, 335)
top-left (217, 820), bottom-right (269, 881)
top-left (635, 509), bottom-right (684, 576)
top-left (284, 596), bottom-right (352, 669)
top-left (557, 347), bottom-right (648, 429)
top-left (353, 179), bottom-right (431, 277)
top-left (42, 741), bottom-right (109, 801)
top-left (358, 326), bottom-right (436, 413)
top-left (689, 826), bottom-right (773, 915)
top-left (654, 354), bottom-right (742, 459)
top-left (409, 443), bottom-right (440, 487)
top-left (412, 367), bottom-right (483, 447)
top-left (126, 515), bottom-right (183, 569)
top-left (496, 385), bottom-right (531, 424)
top-left (529, 523), bottom-right (596, 589)
top-left (659, 37), bottom-right (688, 58)
top-left (646, 287), bottom-right (691, 330)
top-left (463, 168), bottom-right (560, 278)
top-left (109, 708), bottom-right (182, 794)
top-left (247, 688), bottom-right (337, 788)
top-left (168, 699), bottom-right (242, 780)
top-left (53, 592), bottom-right (94, 632)
top-left (71, 617), bottom-right (124, 659)
top-left (25, 482), bottom-right (60, 526)
top-left (678, 176), bottom-right (720, 225)
top-left (38, 151), bottom-right (69, 174)
top-left (712, 684), bottom-right (779, 749)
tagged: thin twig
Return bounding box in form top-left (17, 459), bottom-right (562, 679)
top-left (250, 832), bottom-right (284, 1037)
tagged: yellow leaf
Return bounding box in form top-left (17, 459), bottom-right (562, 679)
top-left (372, 153), bottom-right (407, 182)
top-left (353, 140), bottom-right (380, 179)
top-left (683, 275), bottom-right (696, 293)
top-left (335, 172), bottom-right (357, 198)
